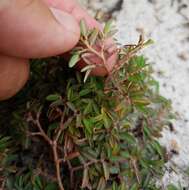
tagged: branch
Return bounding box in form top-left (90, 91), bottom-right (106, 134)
top-left (28, 111), bottom-right (65, 190)
top-left (52, 141), bottom-right (64, 190)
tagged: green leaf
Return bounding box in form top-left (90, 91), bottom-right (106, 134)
top-left (109, 155), bottom-right (123, 162)
top-left (120, 133), bottom-right (136, 144)
top-left (103, 114), bottom-right (111, 128)
top-left (120, 151), bottom-right (130, 159)
top-left (80, 19), bottom-right (88, 37)
top-left (85, 147), bottom-right (98, 158)
top-left (151, 141), bottom-right (164, 158)
top-left (83, 102), bottom-right (92, 115)
top-left (46, 94), bottom-right (61, 101)
top-left (103, 20), bottom-right (113, 35)
top-left (132, 98), bottom-right (151, 106)
top-left (92, 102), bottom-right (100, 114)
top-left (101, 108), bottom-right (112, 128)
top-left (69, 53), bottom-right (80, 68)
top-left (109, 166), bottom-right (120, 174)
top-left (97, 177), bottom-right (106, 190)
top-left (102, 162), bottom-right (110, 180)
top-left (45, 183), bottom-right (58, 190)
top-left (76, 114), bottom-right (82, 128)
top-left (142, 173), bottom-right (151, 187)
top-left (134, 56), bottom-right (147, 68)
top-left (130, 183), bottom-right (138, 190)
top-left (0, 136), bottom-right (11, 150)
top-left (82, 118), bottom-right (93, 134)
top-left (6, 177), bottom-right (14, 190)
top-left (89, 28), bottom-right (99, 45)
top-left (79, 89), bottom-right (91, 97)
top-left (144, 39), bottom-right (154, 46)
top-left (67, 87), bottom-right (73, 101)
top-left (167, 184), bottom-right (179, 190)
top-left (120, 183), bottom-right (127, 190)
top-left (106, 29), bottom-right (118, 38)
top-left (143, 126), bottom-right (151, 138)
top-left (149, 79), bottom-right (160, 93)
top-left (81, 168), bottom-right (89, 188)
top-left (34, 176), bottom-right (43, 189)
top-left (66, 102), bottom-right (77, 112)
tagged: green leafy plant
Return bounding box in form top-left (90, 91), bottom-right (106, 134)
top-left (0, 20), bottom-right (178, 190)
top-left (69, 20), bottom-right (153, 83)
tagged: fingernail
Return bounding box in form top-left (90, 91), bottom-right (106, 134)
top-left (50, 7), bottom-right (80, 35)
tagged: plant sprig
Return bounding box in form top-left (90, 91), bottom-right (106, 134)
top-left (69, 19), bottom-right (153, 85)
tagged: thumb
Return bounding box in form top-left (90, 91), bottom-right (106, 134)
top-left (0, 0), bottom-right (80, 58)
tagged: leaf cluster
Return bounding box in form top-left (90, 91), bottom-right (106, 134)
top-left (0, 20), bottom-right (181, 190)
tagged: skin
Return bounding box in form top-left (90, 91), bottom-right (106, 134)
top-left (0, 0), bottom-right (116, 101)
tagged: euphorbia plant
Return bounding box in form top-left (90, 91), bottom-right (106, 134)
top-left (0, 20), bottom-right (175, 190)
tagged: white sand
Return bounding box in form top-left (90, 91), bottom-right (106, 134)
top-left (81, 0), bottom-right (189, 187)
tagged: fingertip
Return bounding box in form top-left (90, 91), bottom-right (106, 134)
top-left (50, 8), bottom-right (80, 53)
top-left (43, 0), bottom-right (102, 29)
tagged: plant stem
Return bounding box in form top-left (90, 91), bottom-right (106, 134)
top-left (52, 141), bottom-right (64, 190)
top-left (29, 111), bottom-right (65, 190)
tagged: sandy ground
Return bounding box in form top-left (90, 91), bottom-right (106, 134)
top-left (80, 0), bottom-right (189, 188)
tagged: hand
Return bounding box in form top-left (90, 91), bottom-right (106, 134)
top-left (0, 0), bottom-right (115, 101)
